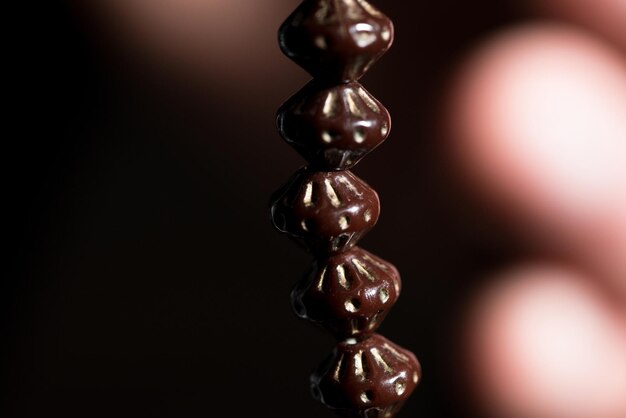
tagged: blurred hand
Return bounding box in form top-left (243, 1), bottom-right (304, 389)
top-left (446, 3), bottom-right (626, 418)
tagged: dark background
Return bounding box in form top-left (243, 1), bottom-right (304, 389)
top-left (4, 1), bottom-right (528, 417)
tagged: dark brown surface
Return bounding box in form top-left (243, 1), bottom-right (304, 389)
top-left (312, 334), bottom-right (421, 416)
top-left (278, 80), bottom-right (391, 170)
top-left (292, 247), bottom-right (401, 339)
top-left (276, 1), bottom-right (421, 416)
top-left (279, 0), bottom-right (394, 82)
top-left (271, 168), bottom-right (380, 255)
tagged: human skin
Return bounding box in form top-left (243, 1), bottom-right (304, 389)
top-left (445, 11), bottom-right (626, 418)
top-left (464, 265), bottom-right (626, 418)
top-left (446, 24), bottom-right (626, 296)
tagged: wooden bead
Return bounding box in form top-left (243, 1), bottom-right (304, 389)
top-left (292, 247), bottom-right (400, 338)
top-left (278, 81), bottom-right (391, 170)
top-left (270, 168), bottom-right (380, 255)
top-left (279, 0), bottom-right (394, 82)
top-left (311, 334), bottom-right (421, 417)
top-left (274, 2), bottom-right (420, 416)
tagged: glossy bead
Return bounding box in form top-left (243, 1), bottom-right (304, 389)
top-left (270, 168), bottom-right (380, 255)
top-left (278, 81), bottom-right (391, 170)
top-left (292, 247), bottom-right (400, 338)
top-left (311, 334), bottom-right (421, 417)
top-left (279, 0), bottom-right (394, 82)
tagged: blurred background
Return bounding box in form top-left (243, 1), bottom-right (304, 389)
top-left (4, 1), bottom-right (625, 417)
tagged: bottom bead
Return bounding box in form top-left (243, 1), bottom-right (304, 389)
top-left (311, 334), bottom-right (420, 417)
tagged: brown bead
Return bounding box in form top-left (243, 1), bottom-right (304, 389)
top-left (311, 334), bottom-right (421, 417)
top-left (270, 168), bottom-right (380, 255)
top-left (292, 247), bottom-right (400, 338)
top-left (279, 0), bottom-right (394, 82)
top-left (278, 81), bottom-right (391, 170)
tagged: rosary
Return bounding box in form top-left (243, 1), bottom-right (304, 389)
top-left (271, 1), bottom-right (420, 417)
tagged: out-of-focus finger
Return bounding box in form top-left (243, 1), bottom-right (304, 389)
top-left (446, 24), bottom-right (626, 294)
top-left (465, 264), bottom-right (626, 418)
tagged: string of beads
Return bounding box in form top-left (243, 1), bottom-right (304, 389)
top-left (271, 1), bottom-right (420, 417)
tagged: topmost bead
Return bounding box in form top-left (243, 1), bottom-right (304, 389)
top-left (279, 0), bottom-right (394, 82)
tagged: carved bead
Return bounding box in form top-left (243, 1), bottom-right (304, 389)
top-left (279, 0), bottom-right (394, 82)
top-left (311, 334), bottom-right (421, 417)
top-left (292, 247), bottom-right (400, 338)
top-left (270, 168), bottom-right (380, 255)
top-left (278, 81), bottom-right (391, 170)
top-left (275, 1), bottom-right (419, 416)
